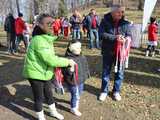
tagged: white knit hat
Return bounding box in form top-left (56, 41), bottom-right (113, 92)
top-left (69, 42), bottom-right (81, 52)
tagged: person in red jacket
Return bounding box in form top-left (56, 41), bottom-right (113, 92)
top-left (15, 13), bottom-right (27, 53)
top-left (146, 17), bottom-right (158, 57)
top-left (52, 18), bottom-right (61, 36)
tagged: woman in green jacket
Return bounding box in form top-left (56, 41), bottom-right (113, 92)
top-left (23, 14), bottom-right (75, 120)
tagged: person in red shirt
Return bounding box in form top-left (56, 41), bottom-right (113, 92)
top-left (52, 18), bottom-right (61, 36)
top-left (85, 9), bottom-right (100, 49)
top-left (15, 13), bottom-right (27, 53)
top-left (62, 17), bottom-right (71, 39)
top-left (146, 17), bottom-right (158, 57)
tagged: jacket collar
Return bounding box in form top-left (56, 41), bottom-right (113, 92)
top-left (41, 34), bottom-right (57, 42)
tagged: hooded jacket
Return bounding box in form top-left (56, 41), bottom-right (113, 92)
top-left (23, 26), bottom-right (69, 80)
top-left (148, 23), bottom-right (158, 41)
top-left (63, 48), bottom-right (90, 85)
top-left (15, 17), bottom-right (26, 35)
top-left (4, 14), bottom-right (15, 33)
top-left (99, 13), bottom-right (131, 56)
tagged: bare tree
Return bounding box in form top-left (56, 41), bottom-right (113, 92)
top-left (33, 0), bottom-right (39, 15)
top-left (16, 0), bottom-right (20, 14)
top-left (138, 0), bottom-right (143, 11)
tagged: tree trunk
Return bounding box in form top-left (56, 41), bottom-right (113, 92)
top-left (138, 0), bottom-right (143, 11)
top-left (33, 0), bottom-right (39, 15)
top-left (16, 0), bottom-right (20, 14)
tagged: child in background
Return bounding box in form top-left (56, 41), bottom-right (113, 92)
top-left (63, 40), bottom-right (90, 117)
top-left (23, 22), bottom-right (31, 49)
top-left (62, 17), bottom-right (71, 39)
top-left (53, 18), bottom-right (61, 36)
top-left (146, 17), bottom-right (158, 57)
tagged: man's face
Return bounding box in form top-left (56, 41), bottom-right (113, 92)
top-left (112, 9), bottom-right (123, 21)
top-left (91, 10), bottom-right (96, 15)
top-left (39, 17), bottom-right (53, 34)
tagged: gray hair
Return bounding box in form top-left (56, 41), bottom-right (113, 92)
top-left (111, 4), bottom-right (125, 12)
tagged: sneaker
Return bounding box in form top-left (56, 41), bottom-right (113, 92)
top-left (145, 50), bottom-right (149, 57)
top-left (50, 110), bottom-right (64, 120)
top-left (71, 108), bottom-right (82, 116)
top-left (113, 92), bottom-right (122, 101)
top-left (0, 62), bottom-right (3, 66)
top-left (151, 52), bottom-right (155, 57)
top-left (99, 92), bottom-right (107, 101)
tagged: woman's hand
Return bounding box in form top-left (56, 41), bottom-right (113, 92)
top-left (68, 59), bottom-right (76, 67)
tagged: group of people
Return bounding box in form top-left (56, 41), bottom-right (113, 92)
top-left (4, 13), bottom-right (30, 54)
top-left (4, 8), bottom-right (100, 56)
top-left (22, 5), bottom-right (134, 120)
top-left (52, 8), bottom-right (100, 49)
top-left (2, 4), bottom-right (159, 120)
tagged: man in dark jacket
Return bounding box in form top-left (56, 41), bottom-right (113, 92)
top-left (85, 9), bottom-right (100, 49)
top-left (4, 13), bottom-right (16, 54)
top-left (98, 5), bottom-right (131, 101)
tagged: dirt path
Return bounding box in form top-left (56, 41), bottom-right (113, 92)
top-left (0, 40), bottom-right (160, 120)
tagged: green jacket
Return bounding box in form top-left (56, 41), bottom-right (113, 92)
top-left (23, 34), bottom-right (69, 81)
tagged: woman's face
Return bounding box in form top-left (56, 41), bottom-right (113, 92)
top-left (39, 17), bottom-right (53, 34)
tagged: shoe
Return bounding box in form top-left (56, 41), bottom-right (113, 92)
top-left (49, 103), bottom-right (64, 120)
top-left (151, 52), bottom-right (155, 57)
top-left (99, 92), bottom-right (107, 101)
top-left (145, 50), bottom-right (149, 57)
top-left (0, 62), bottom-right (3, 66)
top-left (113, 92), bottom-right (122, 101)
top-left (71, 108), bottom-right (82, 116)
top-left (36, 110), bottom-right (46, 120)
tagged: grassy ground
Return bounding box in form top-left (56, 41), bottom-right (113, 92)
top-left (0, 38), bottom-right (160, 120)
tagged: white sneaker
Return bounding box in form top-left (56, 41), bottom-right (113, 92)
top-left (36, 110), bottom-right (46, 120)
top-left (71, 108), bottom-right (82, 116)
top-left (0, 62), bottom-right (3, 66)
top-left (113, 92), bottom-right (122, 101)
top-left (151, 52), bottom-right (155, 57)
top-left (49, 104), bottom-right (64, 120)
top-left (99, 92), bottom-right (107, 101)
top-left (145, 50), bottom-right (149, 57)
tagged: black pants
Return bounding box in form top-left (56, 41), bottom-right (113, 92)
top-left (146, 45), bottom-right (155, 53)
top-left (28, 79), bottom-right (54, 112)
top-left (7, 32), bottom-right (16, 53)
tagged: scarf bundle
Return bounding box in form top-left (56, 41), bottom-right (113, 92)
top-left (114, 37), bottom-right (131, 73)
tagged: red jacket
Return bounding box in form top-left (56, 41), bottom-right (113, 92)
top-left (52, 19), bottom-right (61, 32)
top-left (148, 23), bottom-right (158, 41)
top-left (15, 17), bottom-right (26, 35)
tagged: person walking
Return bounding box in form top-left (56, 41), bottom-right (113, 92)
top-left (4, 13), bottom-right (16, 54)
